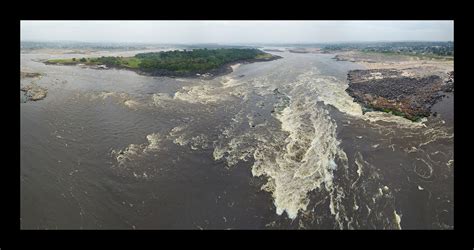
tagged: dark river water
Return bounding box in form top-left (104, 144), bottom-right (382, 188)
top-left (20, 49), bottom-right (453, 229)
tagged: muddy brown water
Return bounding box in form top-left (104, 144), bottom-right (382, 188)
top-left (20, 50), bottom-right (453, 229)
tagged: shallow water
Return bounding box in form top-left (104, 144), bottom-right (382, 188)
top-left (20, 50), bottom-right (453, 229)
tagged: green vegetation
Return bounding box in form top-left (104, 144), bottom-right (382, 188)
top-left (369, 105), bottom-right (423, 122)
top-left (255, 53), bottom-right (274, 60)
top-left (45, 48), bottom-right (276, 76)
top-left (46, 58), bottom-right (79, 65)
top-left (322, 41), bottom-right (454, 59)
top-left (135, 48), bottom-right (271, 74)
top-left (360, 50), bottom-right (453, 61)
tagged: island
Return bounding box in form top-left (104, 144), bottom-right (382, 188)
top-left (346, 69), bottom-right (453, 121)
top-left (44, 48), bottom-right (282, 78)
top-left (322, 42), bottom-right (454, 121)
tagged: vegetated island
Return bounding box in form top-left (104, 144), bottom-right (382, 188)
top-left (44, 48), bottom-right (282, 78)
top-left (322, 42), bottom-right (454, 122)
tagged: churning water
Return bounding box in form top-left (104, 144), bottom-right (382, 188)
top-left (20, 50), bottom-right (453, 229)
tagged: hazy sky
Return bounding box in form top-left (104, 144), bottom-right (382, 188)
top-left (21, 21), bottom-right (454, 44)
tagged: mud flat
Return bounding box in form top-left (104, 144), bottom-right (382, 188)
top-left (333, 51), bottom-right (454, 121)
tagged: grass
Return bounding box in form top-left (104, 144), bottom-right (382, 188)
top-left (119, 57), bottom-right (141, 68)
top-left (46, 56), bottom-right (142, 68)
top-left (46, 58), bottom-right (77, 64)
top-left (255, 53), bottom-right (274, 60)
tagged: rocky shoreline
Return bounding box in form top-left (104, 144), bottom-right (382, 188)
top-left (345, 69), bottom-right (454, 121)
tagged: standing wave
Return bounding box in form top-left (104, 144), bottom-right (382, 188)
top-left (251, 95), bottom-right (349, 219)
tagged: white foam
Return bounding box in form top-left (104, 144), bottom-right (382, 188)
top-left (251, 96), bottom-right (348, 219)
top-left (221, 76), bottom-right (240, 88)
top-left (394, 210), bottom-right (402, 230)
top-left (111, 132), bottom-right (163, 167)
top-left (291, 68), bottom-right (429, 128)
top-left (124, 99), bottom-right (140, 109)
top-left (209, 69), bottom-right (357, 219)
top-left (167, 125), bottom-right (210, 151)
top-left (151, 93), bottom-right (173, 107)
top-left (173, 84), bottom-right (232, 104)
top-left (80, 91), bottom-right (144, 110)
top-left (144, 133), bottom-right (163, 152)
top-left (231, 63), bottom-right (241, 71)
top-left (290, 70), bottom-right (363, 117)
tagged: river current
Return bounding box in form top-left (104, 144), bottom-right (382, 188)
top-left (20, 50), bottom-right (453, 229)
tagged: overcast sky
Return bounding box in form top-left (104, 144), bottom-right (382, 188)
top-left (21, 21), bottom-right (454, 44)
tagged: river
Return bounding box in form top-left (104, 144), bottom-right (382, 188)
top-left (20, 49), bottom-right (453, 229)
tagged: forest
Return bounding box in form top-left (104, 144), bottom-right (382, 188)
top-left (46, 48), bottom-right (274, 76)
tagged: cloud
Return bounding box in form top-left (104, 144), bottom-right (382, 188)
top-left (20, 21), bottom-right (454, 43)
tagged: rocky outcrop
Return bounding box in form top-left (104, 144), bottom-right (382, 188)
top-left (346, 69), bottom-right (453, 121)
top-left (21, 83), bottom-right (48, 101)
top-left (20, 71), bottom-right (41, 79)
top-left (442, 71), bottom-right (454, 92)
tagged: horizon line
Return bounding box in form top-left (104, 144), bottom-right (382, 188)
top-left (20, 40), bottom-right (454, 44)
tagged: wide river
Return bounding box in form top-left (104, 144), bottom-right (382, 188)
top-left (20, 49), bottom-right (453, 229)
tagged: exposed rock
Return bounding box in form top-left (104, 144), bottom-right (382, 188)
top-left (442, 71), bottom-right (454, 92)
top-left (20, 71), bottom-right (41, 79)
top-left (20, 83), bottom-right (48, 101)
top-left (346, 69), bottom-right (453, 121)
